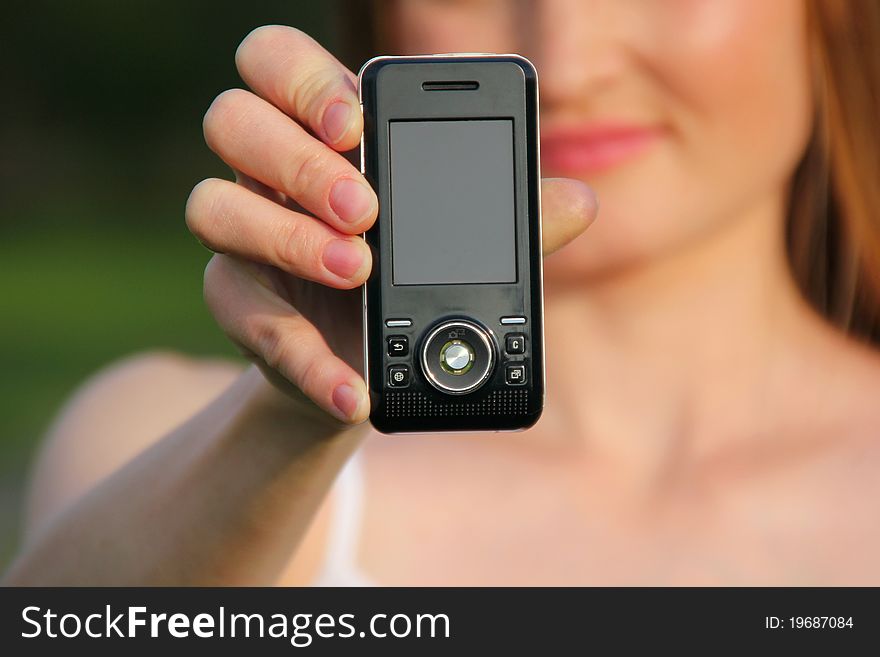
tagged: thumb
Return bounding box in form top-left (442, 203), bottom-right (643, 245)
top-left (540, 178), bottom-right (598, 256)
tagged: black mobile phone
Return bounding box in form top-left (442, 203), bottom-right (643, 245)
top-left (358, 54), bottom-right (543, 433)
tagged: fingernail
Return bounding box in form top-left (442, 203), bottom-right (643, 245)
top-left (329, 177), bottom-right (375, 225)
top-left (323, 101), bottom-right (353, 145)
top-left (322, 239), bottom-right (367, 280)
top-left (332, 383), bottom-right (364, 422)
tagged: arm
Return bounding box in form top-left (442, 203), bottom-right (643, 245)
top-left (5, 27), bottom-right (380, 586)
top-left (4, 357), bottom-right (368, 586)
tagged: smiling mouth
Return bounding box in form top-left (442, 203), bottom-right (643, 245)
top-left (540, 124), bottom-right (663, 176)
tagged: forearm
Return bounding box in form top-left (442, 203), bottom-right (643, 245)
top-left (3, 366), bottom-right (367, 585)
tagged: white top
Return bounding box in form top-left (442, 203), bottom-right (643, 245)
top-left (310, 450), bottom-right (379, 586)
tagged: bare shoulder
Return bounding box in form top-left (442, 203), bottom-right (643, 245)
top-left (797, 331), bottom-right (880, 505)
top-left (24, 351), bottom-right (243, 536)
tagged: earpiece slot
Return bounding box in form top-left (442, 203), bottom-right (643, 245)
top-left (421, 81), bottom-right (480, 91)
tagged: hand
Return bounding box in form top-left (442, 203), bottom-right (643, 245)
top-left (186, 26), bottom-right (597, 425)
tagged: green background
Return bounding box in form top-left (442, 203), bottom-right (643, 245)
top-left (0, 1), bottom-right (340, 569)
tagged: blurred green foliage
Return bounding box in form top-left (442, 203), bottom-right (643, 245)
top-left (0, 1), bottom-right (341, 566)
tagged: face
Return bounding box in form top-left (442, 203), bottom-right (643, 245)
top-left (389, 0), bottom-right (814, 284)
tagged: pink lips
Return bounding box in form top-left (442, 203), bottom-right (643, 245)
top-left (541, 123), bottom-right (662, 176)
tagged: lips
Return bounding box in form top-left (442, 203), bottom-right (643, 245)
top-left (541, 123), bottom-right (662, 176)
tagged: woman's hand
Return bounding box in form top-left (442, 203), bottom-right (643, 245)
top-left (186, 26), bottom-right (597, 425)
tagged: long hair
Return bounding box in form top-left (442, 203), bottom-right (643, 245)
top-left (339, 0), bottom-right (880, 345)
top-left (790, 1), bottom-right (880, 343)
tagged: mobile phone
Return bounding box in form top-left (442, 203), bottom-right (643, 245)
top-left (358, 54), bottom-right (543, 433)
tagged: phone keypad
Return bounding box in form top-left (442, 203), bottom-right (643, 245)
top-left (381, 319), bottom-right (532, 391)
top-left (503, 332), bottom-right (529, 386)
top-left (383, 318), bottom-right (415, 391)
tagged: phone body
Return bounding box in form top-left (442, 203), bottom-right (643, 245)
top-left (358, 54), bottom-right (543, 433)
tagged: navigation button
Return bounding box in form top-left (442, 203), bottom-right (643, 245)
top-left (440, 339), bottom-right (474, 375)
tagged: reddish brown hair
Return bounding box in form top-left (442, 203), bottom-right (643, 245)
top-left (790, 0), bottom-right (880, 343)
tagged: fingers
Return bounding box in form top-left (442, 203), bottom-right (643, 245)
top-left (187, 174), bottom-right (593, 290)
top-left (540, 178), bottom-right (599, 256)
top-left (203, 89), bottom-right (377, 234)
top-left (233, 169), bottom-right (287, 206)
top-left (186, 178), bottom-right (371, 288)
top-left (235, 25), bottom-right (361, 151)
top-left (204, 254), bottom-right (369, 424)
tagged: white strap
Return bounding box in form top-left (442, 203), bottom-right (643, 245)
top-left (321, 449), bottom-right (366, 575)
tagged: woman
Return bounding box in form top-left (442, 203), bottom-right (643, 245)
top-left (5, 0), bottom-right (880, 585)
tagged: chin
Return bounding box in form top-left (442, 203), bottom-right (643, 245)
top-left (543, 247), bottom-right (621, 290)
top-left (542, 221), bottom-right (654, 289)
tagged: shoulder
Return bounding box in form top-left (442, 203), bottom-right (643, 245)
top-left (789, 333), bottom-right (880, 579)
top-left (41, 350), bottom-right (243, 462)
top-left (23, 351), bottom-right (243, 536)
top-left (788, 330), bottom-right (880, 505)
top-left (55, 350), bottom-right (243, 432)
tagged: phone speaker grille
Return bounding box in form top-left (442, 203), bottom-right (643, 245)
top-left (421, 80), bottom-right (479, 91)
top-left (385, 389), bottom-right (529, 418)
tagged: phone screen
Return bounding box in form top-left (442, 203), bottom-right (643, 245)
top-left (389, 119), bottom-right (517, 286)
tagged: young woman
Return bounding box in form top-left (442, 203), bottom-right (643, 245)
top-left (5, 0), bottom-right (880, 585)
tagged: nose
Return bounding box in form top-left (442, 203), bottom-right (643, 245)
top-left (526, 0), bottom-right (629, 110)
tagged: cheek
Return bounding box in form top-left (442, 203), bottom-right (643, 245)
top-left (547, 0), bottom-right (814, 282)
top-left (663, 0), bottom-right (814, 192)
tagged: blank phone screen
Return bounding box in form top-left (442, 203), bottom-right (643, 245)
top-left (389, 119), bottom-right (517, 285)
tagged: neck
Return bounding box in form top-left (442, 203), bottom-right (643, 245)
top-left (541, 194), bottom-right (822, 480)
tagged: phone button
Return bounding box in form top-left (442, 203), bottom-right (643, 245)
top-left (420, 319), bottom-right (495, 395)
top-left (505, 364), bottom-right (527, 385)
top-left (387, 335), bottom-right (409, 357)
top-left (505, 333), bottom-right (526, 355)
top-left (440, 340), bottom-right (475, 374)
top-left (388, 365), bottom-right (410, 388)
top-left (385, 318), bottom-right (412, 328)
top-left (500, 316), bottom-right (526, 325)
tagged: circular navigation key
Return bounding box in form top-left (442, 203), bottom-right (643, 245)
top-left (440, 340), bottom-right (474, 374)
top-left (420, 320), bottom-right (495, 394)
